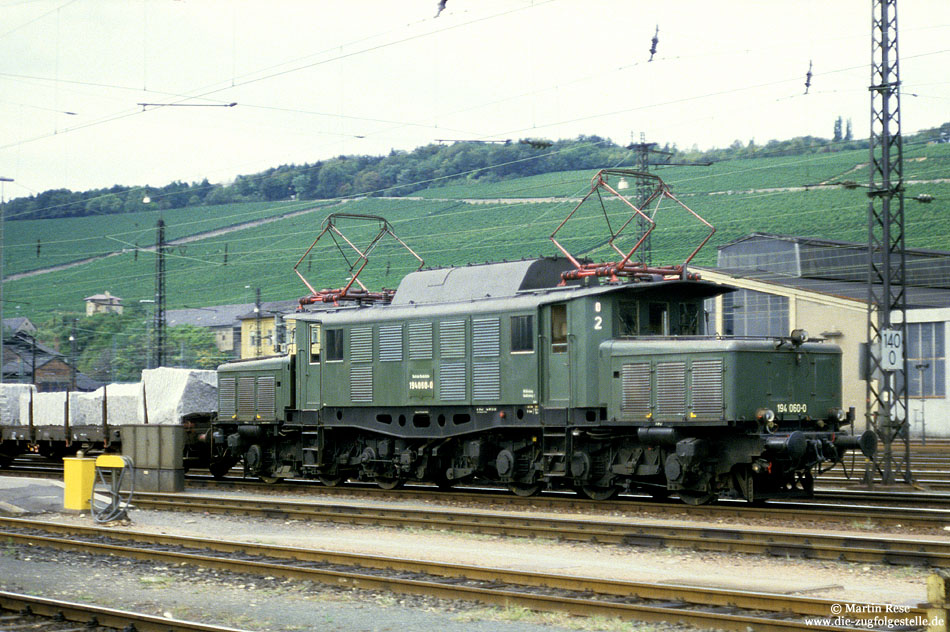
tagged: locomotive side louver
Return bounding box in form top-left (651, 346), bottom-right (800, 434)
top-left (656, 361), bottom-right (686, 417)
top-left (473, 361), bottom-right (501, 400)
top-left (440, 320), bottom-right (465, 358)
top-left (257, 376), bottom-right (276, 417)
top-left (472, 318), bottom-right (500, 357)
top-left (351, 327), bottom-right (374, 402)
top-left (379, 325), bottom-right (403, 362)
top-left (350, 365), bottom-right (373, 402)
top-left (237, 377), bottom-right (255, 417)
top-left (439, 362), bottom-right (466, 400)
top-left (691, 359), bottom-right (723, 419)
top-left (408, 322), bottom-right (433, 360)
top-left (350, 327), bottom-right (373, 362)
top-left (621, 362), bottom-right (651, 417)
top-left (219, 377), bottom-right (236, 417)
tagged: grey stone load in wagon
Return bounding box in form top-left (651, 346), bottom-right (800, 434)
top-left (141, 367), bottom-right (217, 425)
top-left (0, 383), bottom-right (35, 425)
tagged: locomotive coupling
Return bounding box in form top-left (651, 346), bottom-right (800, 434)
top-left (764, 430), bottom-right (877, 463)
top-left (832, 430), bottom-right (877, 458)
top-left (764, 431), bottom-right (807, 460)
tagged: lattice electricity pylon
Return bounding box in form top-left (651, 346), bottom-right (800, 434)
top-left (865, 0), bottom-right (911, 486)
top-left (153, 218), bottom-right (167, 368)
top-left (294, 213), bottom-right (423, 306)
top-left (550, 169), bottom-right (714, 284)
top-left (629, 134), bottom-right (671, 266)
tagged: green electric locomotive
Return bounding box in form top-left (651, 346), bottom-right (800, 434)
top-left (212, 256), bottom-right (874, 503)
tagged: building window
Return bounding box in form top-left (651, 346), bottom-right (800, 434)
top-left (722, 289), bottom-right (788, 337)
top-left (325, 329), bottom-right (344, 362)
top-left (510, 315), bottom-right (534, 352)
top-left (907, 322), bottom-right (945, 398)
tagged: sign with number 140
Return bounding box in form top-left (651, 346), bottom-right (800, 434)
top-left (880, 328), bottom-right (904, 371)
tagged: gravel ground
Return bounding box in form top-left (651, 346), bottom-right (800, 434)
top-left (0, 488), bottom-right (936, 632)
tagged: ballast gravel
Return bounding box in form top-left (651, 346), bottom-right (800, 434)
top-left (0, 488), bottom-right (935, 632)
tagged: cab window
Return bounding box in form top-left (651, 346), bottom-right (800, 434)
top-left (676, 303), bottom-right (700, 335)
top-left (551, 304), bottom-right (568, 353)
top-left (309, 324), bottom-right (321, 363)
top-left (511, 315), bottom-right (534, 353)
top-left (325, 329), bottom-right (344, 361)
top-left (646, 302), bottom-right (668, 335)
top-left (618, 300), bottom-right (638, 336)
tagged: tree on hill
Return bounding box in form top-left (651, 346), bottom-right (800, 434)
top-left (7, 123), bottom-right (948, 221)
top-left (36, 309), bottom-right (228, 383)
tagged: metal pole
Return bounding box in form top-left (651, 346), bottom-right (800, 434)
top-left (255, 288), bottom-right (262, 358)
top-left (0, 177), bottom-right (13, 386)
top-left (154, 218), bottom-right (167, 367)
top-left (916, 362), bottom-right (929, 445)
top-left (867, 0), bottom-right (910, 485)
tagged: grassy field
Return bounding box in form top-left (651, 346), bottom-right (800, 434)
top-left (6, 142), bottom-right (949, 322)
top-left (4, 199), bottom-right (324, 278)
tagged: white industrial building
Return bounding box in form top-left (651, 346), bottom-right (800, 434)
top-left (700, 233), bottom-right (950, 438)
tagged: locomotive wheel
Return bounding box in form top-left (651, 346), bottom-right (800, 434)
top-left (259, 476), bottom-right (285, 484)
top-left (318, 475), bottom-right (344, 487)
top-left (375, 477), bottom-right (403, 490)
top-left (509, 483), bottom-right (541, 497)
top-left (678, 490), bottom-right (715, 505)
top-left (580, 485), bottom-right (618, 501)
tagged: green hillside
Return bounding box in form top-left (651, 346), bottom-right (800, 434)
top-left (5, 199), bottom-right (329, 278)
top-left (6, 142), bottom-right (949, 322)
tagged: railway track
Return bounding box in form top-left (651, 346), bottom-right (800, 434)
top-left (178, 479), bottom-right (950, 530)
top-left (5, 463), bottom-right (950, 530)
top-left (126, 491), bottom-right (950, 566)
top-left (0, 516), bottom-right (932, 631)
top-left (0, 589), bottom-right (249, 632)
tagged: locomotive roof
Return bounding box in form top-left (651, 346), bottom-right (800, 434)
top-left (390, 257), bottom-right (582, 305)
top-left (292, 258), bottom-right (730, 324)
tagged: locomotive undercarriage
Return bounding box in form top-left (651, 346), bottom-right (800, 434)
top-left (211, 410), bottom-right (872, 504)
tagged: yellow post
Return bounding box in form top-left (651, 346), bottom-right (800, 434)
top-left (63, 457), bottom-right (96, 510)
top-left (928, 572), bottom-right (950, 632)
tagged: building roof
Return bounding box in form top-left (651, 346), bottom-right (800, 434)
top-left (2, 317), bottom-right (36, 335)
top-left (166, 303), bottom-right (251, 328)
top-left (237, 299), bottom-right (302, 322)
top-left (698, 265), bottom-right (950, 310)
top-left (84, 291), bottom-right (123, 304)
top-left (1, 332), bottom-right (102, 391)
top-left (717, 233), bottom-right (950, 289)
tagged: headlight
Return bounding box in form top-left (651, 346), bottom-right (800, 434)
top-left (829, 407), bottom-right (847, 422)
top-left (756, 408), bottom-right (776, 423)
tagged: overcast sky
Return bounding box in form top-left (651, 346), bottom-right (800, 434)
top-left (1, 0), bottom-right (948, 198)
